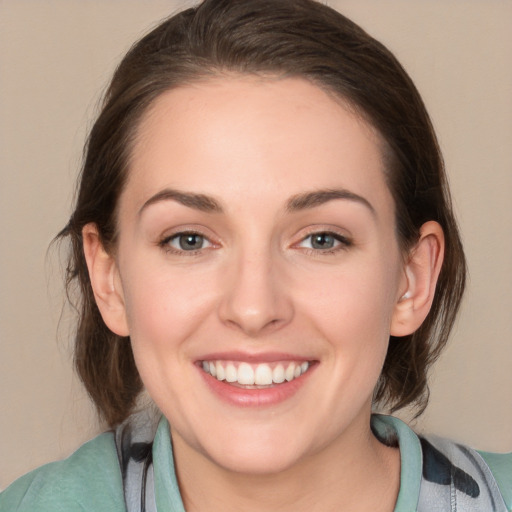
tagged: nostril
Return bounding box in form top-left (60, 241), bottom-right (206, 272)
top-left (217, 261), bottom-right (294, 335)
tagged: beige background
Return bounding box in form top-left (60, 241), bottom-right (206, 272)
top-left (1, 0), bottom-right (511, 489)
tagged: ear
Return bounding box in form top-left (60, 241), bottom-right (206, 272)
top-left (390, 221), bottom-right (445, 337)
top-left (82, 223), bottom-right (130, 337)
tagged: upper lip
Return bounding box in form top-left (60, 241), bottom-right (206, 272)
top-left (196, 351), bottom-right (314, 363)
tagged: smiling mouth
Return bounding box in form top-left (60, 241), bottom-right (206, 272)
top-left (200, 360), bottom-right (313, 387)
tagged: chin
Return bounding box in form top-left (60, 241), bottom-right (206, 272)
top-left (208, 441), bottom-right (309, 476)
top-left (180, 422), bottom-right (317, 476)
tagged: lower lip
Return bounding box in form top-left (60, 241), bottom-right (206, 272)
top-left (198, 364), bottom-right (316, 407)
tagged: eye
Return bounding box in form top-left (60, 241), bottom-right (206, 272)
top-left (298, 231), bottom-right (350, 251)
top-left (161, 232), bottom-right (213, 253)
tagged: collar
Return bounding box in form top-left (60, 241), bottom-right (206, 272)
top-left (152, 414), bottom-right (422, 512)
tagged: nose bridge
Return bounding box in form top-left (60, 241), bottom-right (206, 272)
top-left (219, 239), bottom-right (293, 335)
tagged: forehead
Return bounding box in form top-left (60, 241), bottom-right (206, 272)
top-left (122, 76), bottom-right (393, 219)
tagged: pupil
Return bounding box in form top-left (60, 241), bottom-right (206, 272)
top-left (312, 233), bottom-right (334, 249)
top-left (179, 234), bottom-right (203, 250)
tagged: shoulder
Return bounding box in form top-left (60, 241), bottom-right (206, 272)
top-left (417, 436), bottom-right (497, 509)
top-left (478, 450), bottom-right (512, 511)
top-left (372, 415), bottom-right (512, 511)
top-left (0, 431), bottom-right (126, 512)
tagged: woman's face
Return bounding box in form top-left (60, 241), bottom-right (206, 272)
top-left (113, 77), bottom-right (407, 474)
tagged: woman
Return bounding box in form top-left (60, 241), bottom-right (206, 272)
top-left (1, 1), bottom-right (510, 511)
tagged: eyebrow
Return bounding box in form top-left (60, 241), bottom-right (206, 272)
top-left (286, 188), bottom-right (376, 216)
top-left (138, 187), bottom-right (375, 217)
top-left (139, 188), bottom-right (223, 216)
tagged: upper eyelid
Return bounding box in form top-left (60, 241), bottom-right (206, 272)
top-left (159, 226), bottom-right (217, 241)
top-left (158, 230), bottom-right (217, 257)
top-left (299, 232), bottom-right (351, 245)
top-left (156, 226), bottom-right (352, 247)
top-left (294, 226), bottom-right (352, 242)
top-left (302, 230), bottom-right (349, 239)
top-left (164, 231), bottom-right (211, 243)
top-left (292, 229), bottom-right (353, 253)
top-left (162, 229), bottom-right (208, 240)
top-left (157, 228), bottom-right (219, 252)
top-left (170, 232), bottom-right (212, 248)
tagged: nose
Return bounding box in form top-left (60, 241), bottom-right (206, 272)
top-left (218, 248), bottom-right (294, 336)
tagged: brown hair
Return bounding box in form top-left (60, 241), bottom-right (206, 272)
top-left (59, 0), bottom-right (466, 427)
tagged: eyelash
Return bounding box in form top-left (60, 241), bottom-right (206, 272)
top-left (296, 231), bottom-right (352, 255)
top-left (158, 230), bottom-right (214, 256)
top-left (158, 230), bottom-right (352, 257)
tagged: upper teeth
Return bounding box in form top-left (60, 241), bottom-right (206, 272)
top-left (201, 360), bottom-right (310, 386)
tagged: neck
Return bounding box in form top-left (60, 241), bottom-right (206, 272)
top-left (171, 415), bottom-right (400, 512)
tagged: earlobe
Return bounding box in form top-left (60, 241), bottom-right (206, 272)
top-left (82, 223), bottom-right (130, 337)
top-left (390, 221), bottom-right (445, 337)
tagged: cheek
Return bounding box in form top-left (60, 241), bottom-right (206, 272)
top-left (307, 260), bottom-right (399, 334)
top-left (119, 257), bottom-right (218, 357)
top-left (299, 252), bottom-right (401, 380)
top-left (119, 262), bottom-right (218, 410)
